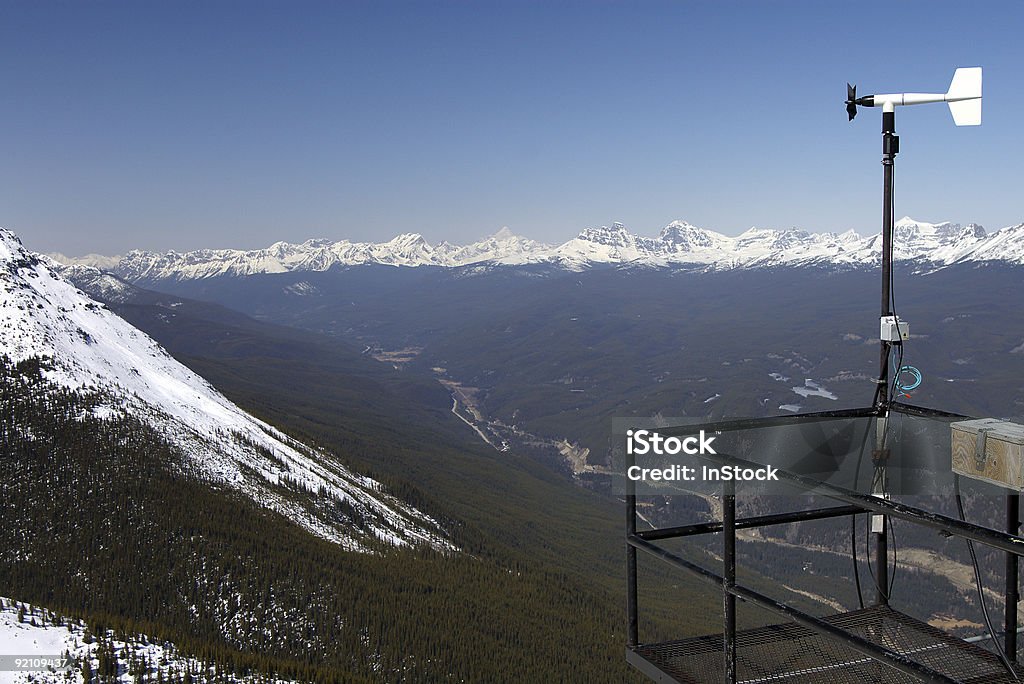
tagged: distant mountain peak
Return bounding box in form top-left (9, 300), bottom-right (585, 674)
top-left (657, 220), bottom-right (725, 252)
top-left (383, 232), bottom-right (429, 250)
top-left (962, 223), bottom-right (986, 239)
top-left (659, 219), bottom-right (701, 235)
top-left (577, 222), bottom-right (633, 243)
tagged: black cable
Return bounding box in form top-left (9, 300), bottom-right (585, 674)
top-left (865, 344), bottom-right (900, 604)
top-left (864, 511), bottom-right (875, 587)
top-left (881, 166), bottom-right (908, 600)
top-left (888, 516), bottom-right (898, 597)
top-left (887, 410), bottom-right (905, 597)
top-left (955, 474), bottom-right (1020, 680)
top-left (850, 419), bottom-right (874, 610)
top-left (870, 162), bottom-right (902, 601)
top-left (891, 343), bottom-right (905, 403)
top-left (852, 514), bottom-right (864, 609)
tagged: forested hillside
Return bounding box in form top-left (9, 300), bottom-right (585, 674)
top-left (0, 355), bottom-right (647, 682)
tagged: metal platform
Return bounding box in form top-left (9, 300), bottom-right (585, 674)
top-left (628, 605), bottom-right (1024, 684)
top-left (627, 408), bottom-right (1024, 683)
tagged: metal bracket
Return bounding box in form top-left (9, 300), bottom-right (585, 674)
top-left (975, 428), bottom-right (990, 471)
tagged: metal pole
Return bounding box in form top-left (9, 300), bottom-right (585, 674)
top-left (1007, 493), bottom-right (1020, 661)
top-left (875, 108), bottom-right (896, 409)
top-left (724, 479), bottom-right (737, 683)
top-left (626, 442), bottom-right (639, 649)
top-left (874, 510), bottom-right (889, 605)
top-left (873, 107), bottom-right (898, 606)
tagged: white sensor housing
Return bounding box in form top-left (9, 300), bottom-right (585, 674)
top-left (880, 315), bottom-right (909, 342)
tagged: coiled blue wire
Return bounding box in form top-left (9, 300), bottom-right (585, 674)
top-left (892, 359), bottom-right (922, 392)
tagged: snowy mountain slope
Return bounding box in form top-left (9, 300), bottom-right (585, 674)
top-left (48, 263), bottom-right (138, 303)
top-left (950, 222), bottom-right (1024, 264)
top-left (52, 216), bottom-right (1024, 280)
top-left (0, 598), bottom-right (300, 684)
top-left (0, 229), bottom-right (451, 553)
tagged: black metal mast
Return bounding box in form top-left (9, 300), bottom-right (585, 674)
top-left (875, 108), bottom-right (898, 411)
top-left (872, 107), bottom-right (898, 605)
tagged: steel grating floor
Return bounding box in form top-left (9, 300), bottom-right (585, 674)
top-left (628, 605), bottom-right (1024, 683)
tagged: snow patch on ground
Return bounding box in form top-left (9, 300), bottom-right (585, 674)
top-left (283, 281), bottom-right (319, 296)
top-left (791, 379), bottom-right (838, 400)
top-left (0, 598), bottom-right (298, 684)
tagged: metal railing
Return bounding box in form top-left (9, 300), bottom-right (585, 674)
top-left (626, 404), bottom-right (1023, 684)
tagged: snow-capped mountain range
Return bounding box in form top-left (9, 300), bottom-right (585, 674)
top-left (0, 228), bottom-right (451, 552)
top-left (53, 217), bottom-right (1024, 280)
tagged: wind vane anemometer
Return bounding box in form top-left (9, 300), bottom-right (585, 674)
top-left (846, 67), bottom-right (982, 125)
top-left (843, 66), bottom-right (982, 419)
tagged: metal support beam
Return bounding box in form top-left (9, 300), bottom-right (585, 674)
top-left (723, 480), bottom-right (737, 683)
top-left (626, 443), bottom-right (639, 649)
top-left (1008, 493), bottom-right (1021, 661)
top-left (637, 505), bottom-right (864, 542)
top-left (653, 408), bottom-right (878, 440)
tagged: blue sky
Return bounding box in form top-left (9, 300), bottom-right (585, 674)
top-left (3, 1), bottom-right (1022, 255)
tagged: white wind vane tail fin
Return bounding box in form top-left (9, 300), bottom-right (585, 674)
top-left (946, 67), bottom-right (982, 126)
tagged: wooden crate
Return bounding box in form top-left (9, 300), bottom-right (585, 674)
top-left (951, 418), bottom-right (1024, 490)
